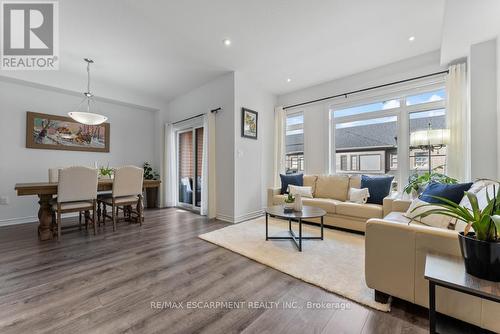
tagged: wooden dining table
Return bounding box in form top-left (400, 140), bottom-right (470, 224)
top-left (15, 179), bottom-right (161, 241)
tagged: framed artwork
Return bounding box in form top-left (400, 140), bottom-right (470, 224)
top-left (26, 111), bottom-right (110, 152)
top-left (241, 108), bottom-right (258, 139)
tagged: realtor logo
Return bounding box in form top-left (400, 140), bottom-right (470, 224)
top-left (1, 1), bottom-right (59, 70)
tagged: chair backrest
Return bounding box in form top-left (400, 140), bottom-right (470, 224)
top-left (113, 166), bottom-right (143, 198)
top-left (58, 166), bottom-right (98, 203)
top-left (48, 167), bottom-right (62, 183)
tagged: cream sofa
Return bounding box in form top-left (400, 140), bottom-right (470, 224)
top-left (365, 197), bottom-right (500, 333)
top-left (267, 174), bottom-right (396, 232)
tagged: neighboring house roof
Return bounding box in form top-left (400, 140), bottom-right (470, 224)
top-left (285, 116), bottom-right (445, 153)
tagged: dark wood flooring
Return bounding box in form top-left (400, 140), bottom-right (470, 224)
top-left (0, 208), bottom-right (487, 334)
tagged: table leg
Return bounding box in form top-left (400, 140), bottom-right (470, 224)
top-left (265, 213), bottom-right (268, 240)
top-left (137, 194), bottom-right (144, 225)
top-left (289, 218), bottom-right (291, 231)
top-left (321, 216), bottom-right (324, 240)
top-left (37, 194), bottom-right (54, 241)
top-left (299, 218), bottom-right (302, 252)
top-left (429, 281), bottom-right (436, 334)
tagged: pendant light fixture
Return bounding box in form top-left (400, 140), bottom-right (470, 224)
top-left (68, 58), bottom-right (108, 125)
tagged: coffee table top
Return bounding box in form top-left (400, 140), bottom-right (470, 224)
top-left (266, 205), bottom-right (326, 219)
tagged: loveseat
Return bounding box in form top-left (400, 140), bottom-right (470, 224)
top-left (365, 185), bottom-right (500, 333)
top-left (267, 174), bottom-right (396, 232)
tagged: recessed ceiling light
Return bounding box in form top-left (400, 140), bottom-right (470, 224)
top-left (287, 78), bottom-right (292, 83)
top-left (408, 36), bottom-right (415, 42)
top-left (223, 39), bottom-right (231, 46)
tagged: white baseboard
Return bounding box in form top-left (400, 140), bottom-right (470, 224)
top-left (0, 212), bottom-right (79, 227)
top-left (0, 216), bottom-right (38, 226)
top-left (216, 209), bottom-right (265, 224)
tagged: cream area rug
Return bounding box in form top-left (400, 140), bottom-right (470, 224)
top-left (199, 216), bottom-right (390, 312)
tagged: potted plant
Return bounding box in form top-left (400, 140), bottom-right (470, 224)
top-left (283, 193), bottom-right (295, 213)
top-left (415, 185), bottom-right (500, 281)
top-left (143, 162), bottom-right (159, 208)
top-left (404, 169), bottom-right (457, 197)
top-left (99, 165), bottom-right (114, 179)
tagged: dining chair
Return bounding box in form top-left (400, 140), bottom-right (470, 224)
top-left (99, 166), bottom-right (143, 231)
top-left (53, 166), bottom-right (99, 240)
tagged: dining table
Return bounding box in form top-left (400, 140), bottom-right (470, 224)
top-left (15, 179), bottom-right (161, 241)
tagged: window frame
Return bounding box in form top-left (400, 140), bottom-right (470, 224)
top-left (285, 110), bottom-right (305, 174)
top-left (328, 78), bottom-right (446, 190)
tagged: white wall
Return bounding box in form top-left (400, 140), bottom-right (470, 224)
top-left (158, 72), bottom-right (236, 220)
top-left (469, 39), bottom-right (498, 180)
top-left (234, 72), bottom-right (276, 222)
top-left (0, 79), bottom-right (156, 225)
top-left (277, 51), bottom-right (445, 176)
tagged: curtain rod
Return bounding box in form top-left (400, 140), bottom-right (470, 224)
top-left (283, 70), bottom-right (449, 110)
top-left (172, 107), bottom-right (222, 125)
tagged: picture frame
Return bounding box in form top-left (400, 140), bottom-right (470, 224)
top-left (26, 111), bottom-right (110, 152)
top-left (241, 108), bottom-right (258, 139)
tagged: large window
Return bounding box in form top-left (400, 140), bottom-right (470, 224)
top-left (331, 84), bottom-right (447, 190)
top-left (285, 112), bottom-right (304, 174)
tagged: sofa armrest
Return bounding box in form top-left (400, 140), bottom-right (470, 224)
top-left (382, 192), bottom-right (412, 216)
top-left (365, 218), bottom-right (461, 303)
top-left (267, 187), bottom-right (281, 207)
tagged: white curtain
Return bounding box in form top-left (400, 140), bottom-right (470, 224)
top-left (273, 106), bottom-right (286, 187)
top-left (164, 123), bottom-right (178, 207)
top-left (200, 112), bottom-right (216, 217)
top-left (446, 63), bottom-right (470, 181)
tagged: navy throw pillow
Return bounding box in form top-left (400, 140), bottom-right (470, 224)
top-left (361, 175), bottom-right (394, 205)
top-left (280, 174), bottom-right (303, 194)
top-left (420, 182), bottom-right (473, 204)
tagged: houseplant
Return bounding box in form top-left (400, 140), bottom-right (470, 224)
top-left (99, 165), bottom-right (114, 179)
top-left (403, 169), bottom-right (457, 196)
top-left (143, 162), bottom-right (159, 208)
top-left (283, 193), bottom-right (295, 213)
top-left (414, 185), bottom-right (500, 281)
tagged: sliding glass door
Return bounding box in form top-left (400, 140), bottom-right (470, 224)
top-left (177, 126), bottom-right (204, 211)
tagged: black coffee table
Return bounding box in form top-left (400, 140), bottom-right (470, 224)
top-left (265, 205), bottom-right (326, 251)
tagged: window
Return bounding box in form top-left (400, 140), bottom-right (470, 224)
top-left (334, 115), bottom-right (397, 175)
top-left (330, 82), bottom-right (447, 190)
top-left (409, 109), bottom-right (447, 174)
top-left (285, 112), bottom-right (304, 174)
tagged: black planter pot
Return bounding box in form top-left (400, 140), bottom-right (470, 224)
top-left (458, 232), bottom-right (500, 282)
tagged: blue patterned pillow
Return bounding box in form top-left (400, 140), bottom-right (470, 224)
top-left (361, 175), bottom-right (394, 205)
top-left (420, 182), bottom-right (473, 204)
top-left (280, 174), bottom-right (303, 194)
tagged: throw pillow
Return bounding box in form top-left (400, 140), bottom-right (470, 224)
top-left (348, 187), bottom-right (370, 204)
top-left (361, 175), bottom-right (394, 205)
top-left (404, 198), bottom-right (455, 229)
top-left (288, 185), bottom-right (314, 198)
top-left (419, 182), bottom-right (473, 204)
top-left (280, 174), bottom-right (303, 194)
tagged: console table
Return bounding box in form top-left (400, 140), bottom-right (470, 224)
top-left (424, 253), bottom-right (500, 334)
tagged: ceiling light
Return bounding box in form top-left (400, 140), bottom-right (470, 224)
top-left (408, 36), bottom-right (415, 42)
top-left (287, 78), bottom-right (292, 83)
top-left (223, 39), bottom-right (231, 46)
top-left (68, 58), bottom-right (108, 125)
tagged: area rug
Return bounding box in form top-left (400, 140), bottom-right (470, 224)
top-left (199, 217), bottom-right (390, 312)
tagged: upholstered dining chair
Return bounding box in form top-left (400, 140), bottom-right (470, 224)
top-left (99, 166), bottom-right (144, 231)
top-left (53, 166), bottom-right (99, 240)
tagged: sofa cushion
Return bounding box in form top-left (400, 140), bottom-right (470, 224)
top-left (384, 211), bottom-right (427, 227)
top-left (315, 175), bottom-right (350, 201)
top-left (302, 198), bottom-right (340, 214)
top-left (361, 175), bottom-right (394, 205)
top-left (336, 202), bottom-right (383, 219)
top-left (280, 173), bottom-right (303, 194)
top-left (420, 182), bottom-right (473, 204)
top-left (303, 175), bottom-right (318, 196)
top-left (349, 175), bottom-right (361, 189)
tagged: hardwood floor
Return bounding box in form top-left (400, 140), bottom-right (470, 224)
top-left (0, 208), bottom-right (487, 334)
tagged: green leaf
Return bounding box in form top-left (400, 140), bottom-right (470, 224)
top-left (491, 215), bottom-right (500, 239)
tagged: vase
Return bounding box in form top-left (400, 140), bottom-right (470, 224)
top-left (458, 232), bottom-right (500, 281)
top-left (294, 194), bottom-right (303, 211)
